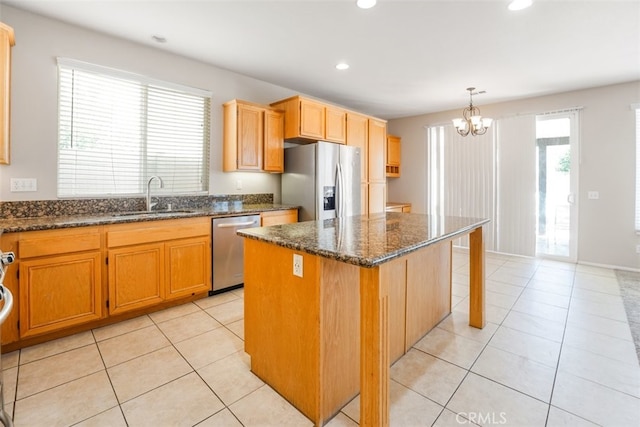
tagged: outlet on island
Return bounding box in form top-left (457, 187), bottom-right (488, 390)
top-left (293, 253), bottom-right (303, 278)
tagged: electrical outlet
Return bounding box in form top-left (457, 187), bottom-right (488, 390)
top-left (588, 191), bottom-right (599, 200)
top-left (236, 180), bottom-right (243, 190)
top-left (10, 178), bottom-right (37, 192)
top-left (293, 253), bottom-right (303, 278)
top-left (636, 245), bottom-right (640, 254)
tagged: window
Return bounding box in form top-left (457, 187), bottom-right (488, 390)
top-left (57, 58), bottom-right (211, 197)
top-left (635, 105), bottom-right (640, 232)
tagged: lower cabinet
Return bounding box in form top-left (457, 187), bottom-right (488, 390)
top-left (166, 237), bottom-right (210, 300)
top-left (0, 217), bottom-right (212, 349)
top-left (17, 227), bottom-right (103, 339)
top-left (107, 218), bottom-right (211, 316)
top-left (260, 209), bottom-right (298, 226)
top-left (108, 242), bottom-right (165, 315)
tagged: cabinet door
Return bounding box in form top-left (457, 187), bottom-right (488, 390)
top-left (368, 183), bottom-right (386, 215)
top-left (368, 119), bottom-right (386, 183)
top-left (405, 243), bottom-right (451, 349)
top-left (325, 107), bottom-right (346, 144)
top-left (263, 109), bottom-right (284, 172)
top-left (20, 252), bottom-right (103, 338)
top-left (237, 103), bottom-right (264, 170)
top-left (108, 243), bottom-right (165, 315)
top-left (346, 114), bottom-right (369, 180)
top-left (0, 23), bottom-right (14, 165)
top-left (166, 237), bottom-right (210, 300)
top-left (299, 99), bottom-right (325, 139)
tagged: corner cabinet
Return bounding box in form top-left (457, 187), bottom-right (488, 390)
top-left (18, 227), bottom-right (104, 339)
top-left (0, 22), bottom-right (15, 164)
top-left (106, 217), bottom-right (211, 316)
top-left (386, 135), bottom-right (401, 177)
top-left (270, 96), bottom-right (346, 144)
top-left (223, 99), bottom-right (284, 173)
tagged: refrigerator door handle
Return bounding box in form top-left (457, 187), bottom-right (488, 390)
top-left (336, 163), bottom-right (344, 218)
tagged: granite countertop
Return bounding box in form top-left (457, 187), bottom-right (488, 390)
top-left (0, 204), bottom-right (298, 233)
top-left (238, 213), bottom-right (489, 267)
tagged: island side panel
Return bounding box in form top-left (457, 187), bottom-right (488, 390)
top-left (469, 226), bottom-right (486, 328)
top-left (405, 240), bottom-right (452, 350)
top-left (320, 258), bottom-right (361, 422)
top-left (382, 256), bottom-right (407, 364)
top-left (359, 266), bottom-right (390, 427)
top-left (243, 238), bottom-right (322, 421)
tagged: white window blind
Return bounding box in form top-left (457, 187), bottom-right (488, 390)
top-left (57, 58), bottom-right (211, 197)
top-left (635, 105), bottom-right (640, 232)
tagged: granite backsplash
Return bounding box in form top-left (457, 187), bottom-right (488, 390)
top-left (0, 194), bottom-right (274, 219)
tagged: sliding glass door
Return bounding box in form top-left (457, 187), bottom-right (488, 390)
top-left (535, 113), bottom-right (579, 261)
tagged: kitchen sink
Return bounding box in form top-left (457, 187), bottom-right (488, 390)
top-left (111, 209), bottom-right (197, 217)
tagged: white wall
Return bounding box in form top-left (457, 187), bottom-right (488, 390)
top-left (387, 81), bottom-right (640, 270)
top-left (0, 5), bottom-right (299, 202)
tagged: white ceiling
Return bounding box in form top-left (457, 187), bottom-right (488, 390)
top-left (3, 0), bottom-right (640, 119)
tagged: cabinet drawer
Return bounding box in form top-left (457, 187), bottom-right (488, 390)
top-left (260, 209), bottom-right (298, 226)
top-left (107, 218), bottom-right (210, 248)
top-left (19, 228), bottom-right (101, 258)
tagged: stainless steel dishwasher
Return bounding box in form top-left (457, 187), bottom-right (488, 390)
top-left (211, 215), bottom-right (260, 294)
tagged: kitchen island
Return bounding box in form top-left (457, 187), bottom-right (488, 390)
top-left (238, 213), bottom-right (489, 426)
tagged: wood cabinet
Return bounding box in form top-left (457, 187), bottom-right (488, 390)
top-left (346, 113), bottom-right (368, 184)
top-left (325, 105), bottom-right (347, 144)
top-left (264, 109), bottom-right (285, 172)
top-left (18, 227), bottom-right (104, 339)
top-left (106, 218), bottom-right (210, 316)
top-left (346, 113), bottom-right (387, 215)
top-left (223, 99), bottom-right (284, 173)
top-left (368, 119), bottom-right (386, 184)
top-left (260, 209), bottom-right (298, 226)
top-left (386, 135), bottom-right (401, 177)
top-left (271, 96), bottom-right (346, 144)
top-left (0, 22), bottom-right (15, 164)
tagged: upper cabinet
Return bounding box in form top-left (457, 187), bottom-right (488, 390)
top-left (223, 99), bottom-right (284, 173)
top-left (0, 22), bottom-right (15, 165)
top-left (386, 135), bottom-right (401, 177)
top-left (271, 96), bottom-right (346, 144)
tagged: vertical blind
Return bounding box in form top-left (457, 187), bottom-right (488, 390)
top-left (427, 124), bottom-right (496, 251)
top-left (57, 58), bottom-right (211, 197)
top-left (496, 115), bottom-right (537, 256)
top-left (635, 106), bottom-right (640, 232)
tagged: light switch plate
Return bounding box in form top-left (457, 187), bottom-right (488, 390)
top-left (293, 254), bottom-right (303, 278)
top-left (588, 191), bottom-right (599, 200)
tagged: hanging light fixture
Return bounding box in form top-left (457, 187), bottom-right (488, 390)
top-left (452, 87), bottom-right (493, 137)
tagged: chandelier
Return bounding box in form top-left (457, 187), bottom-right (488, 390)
top-left (452, 87), bottom-right (493, 137)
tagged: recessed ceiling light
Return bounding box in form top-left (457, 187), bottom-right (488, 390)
top-left (508, 0), bottom-right (533, 11)
top-left (356, 0), bottom-right (377, 10)
top-left (152, 35), bottom-right (167, 43)
top-left (336, 63), bottom-right (350, 70)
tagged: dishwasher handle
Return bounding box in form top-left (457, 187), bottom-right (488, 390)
top-left (216, 220), bottom-right (258, 228)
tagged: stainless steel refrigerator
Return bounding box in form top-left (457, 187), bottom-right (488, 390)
top-left (282, 141), bottom-right (361, 221)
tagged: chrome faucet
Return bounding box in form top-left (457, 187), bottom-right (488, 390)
top-left (146, 176), bottom-right (164, 211)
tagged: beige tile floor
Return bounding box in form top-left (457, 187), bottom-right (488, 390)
top-left (2, 250), bottom-right (640, 426)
